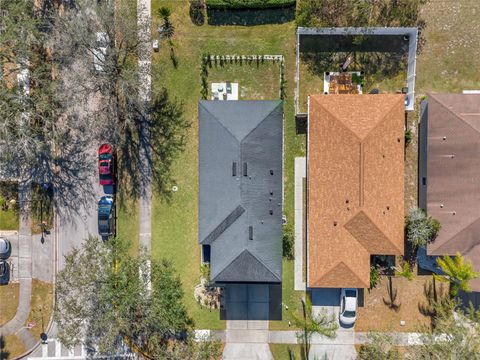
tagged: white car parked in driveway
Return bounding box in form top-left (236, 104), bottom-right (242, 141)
top-left (339, 288), bottom-right (358, 326)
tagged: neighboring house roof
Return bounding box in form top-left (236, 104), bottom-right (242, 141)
top-left (198, 100), bottom-right (283, 283)
top-left (424, 94), bottom-right (480, 291)
top-left (308, 94), bottom-right (405, 288)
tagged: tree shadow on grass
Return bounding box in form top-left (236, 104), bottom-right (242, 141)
top-left (207, 6), bottom-right (295, 26)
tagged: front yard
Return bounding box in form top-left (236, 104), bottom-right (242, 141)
top-left (356, 274), bottom-right (433, 332)
top-left (0, 283), bottom-right (19, 325)
top-left (151, 0), bottom-right (304, 329)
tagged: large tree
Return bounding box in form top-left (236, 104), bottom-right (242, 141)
top-left (53, 0), bottom-right (189, 199)
top-left (54, 236), bottom-right (220, 359)
top-left (407, 305), bottom-right (480, 359)
top-left (0, 0), bottom-right (94, 210)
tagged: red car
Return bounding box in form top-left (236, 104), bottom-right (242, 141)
top-left (98, 143), bottom-right (115, 186)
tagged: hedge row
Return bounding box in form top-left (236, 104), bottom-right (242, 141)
top-left (205, 0), bottom-right (296, 10)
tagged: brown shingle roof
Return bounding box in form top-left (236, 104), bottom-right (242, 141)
top-left (308, 94), bottom-right (405, 288)
top-left (425, 94), bottom-right (480, 291)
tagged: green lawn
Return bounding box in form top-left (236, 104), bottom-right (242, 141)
top-left (117, 198), bottom-right (139, 255)
top-left (0, 207), bottom-right (18, 231)
top-left (207, 59), bottom-right (281, 100)
top-left (416, 0), bottom-right (480, 93)
top-left (151, 0), bottom-right (304, 329)
top-left (270, 344), bottom-right (304, 360)
top-left (0, 182), bottom-right (18, 231)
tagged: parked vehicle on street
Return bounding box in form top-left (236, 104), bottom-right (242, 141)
top-left (98, 143), bottom-right (115, 186)
top-left (339, 288), bottom-right (358, 326)
top-left (0, 238), bottom-right (11, 259)
top-left (0, 260), bottom-right (9, 285)
top-left (98, 196), bottom-right (115, 238)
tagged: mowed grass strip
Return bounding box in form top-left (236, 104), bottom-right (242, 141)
top-left (0, 283), bottom-right (19, 325)
top-left (151, 0), bottom-right (304, 329)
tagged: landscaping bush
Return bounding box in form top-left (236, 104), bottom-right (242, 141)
top-left (189, 0), bottom-right (206, 26)
top-left (406, 207), bottom-right (441, 249)
top-left (370, 265), bottom-right (381, 290)
top-left (205, 0), bottom-right (295, 10)
top-left (282, 225), bottom-right (294, 260)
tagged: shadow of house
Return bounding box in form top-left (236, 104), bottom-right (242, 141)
top-left (207, 6), bottom-right (295, 26)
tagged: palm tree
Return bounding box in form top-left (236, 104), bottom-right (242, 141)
top-left (291, 296), bottom-right (338, 359)
top-left (434, 252), bottom-right (480, 297)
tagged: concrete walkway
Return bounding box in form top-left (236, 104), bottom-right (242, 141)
top-left (0, 183), bottom-right (34, 344)
top-left (137, 0), bottom-right (152, 261)
top-left (294, 157), bottom-right (306, 290)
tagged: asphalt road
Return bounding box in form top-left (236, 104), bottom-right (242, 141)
top-left (56, 149), bottom-right (102, 271)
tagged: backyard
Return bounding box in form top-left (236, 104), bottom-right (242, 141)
top-left (151, 0), bottom-right (304, 329)
top-left (297, 34), bottom-right (410, 113)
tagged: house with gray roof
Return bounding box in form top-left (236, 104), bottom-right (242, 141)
top-left (198, 100), bottom-right (283, 284)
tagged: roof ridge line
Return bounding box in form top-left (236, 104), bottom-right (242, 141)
top-left (240, 101), bottom-right (283, 143)
top-left (213, 249), bottom-right (281, 282)
top-left (431, 216), bottom-right (480, 256)
top-left (431, 95), bottom-right (480, 136)
top-left (314, 98), bottom-right (362, 142)
top-left (362, 95), bottom-right (404, 142)
top-left (352, 209), bottom-right (404, 255)
top-left (314, 260), bottom-right (369, 288)
top-left (199, 102), bottom-right (240, 142)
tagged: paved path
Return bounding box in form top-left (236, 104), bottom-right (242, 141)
top-left (137, 0), bottom-right (152, 258)
top-left (294, 157), bottom-right (306, 290)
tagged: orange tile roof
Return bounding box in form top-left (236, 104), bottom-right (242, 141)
top-left (307, 94), bottom-right (405, 288)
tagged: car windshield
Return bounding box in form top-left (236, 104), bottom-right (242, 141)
top-left (100, 161), bottom-right (110, 167)
top-left (100, 174), bottom-right (111, 180)
top-left (343, 310), bottom-right (356, 318)
top-left (99, 153), bottom-right (111, 160)
top-left (345, 290), bottom-right (356, 298)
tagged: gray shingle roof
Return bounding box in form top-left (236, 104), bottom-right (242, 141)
top-left (199, 100), bottom-right (283, 283)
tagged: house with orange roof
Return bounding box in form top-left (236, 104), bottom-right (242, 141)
top-left (307, 94), bottom-right (405, 289)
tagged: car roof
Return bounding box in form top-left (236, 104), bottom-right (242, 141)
top-left (98, 143), bottom-right (112, 155)
top-left (0, 238), bottom-right (9, 253)
top-left (98, 196), bottom-right (114, 205)
top-left (345, 296), bottom-right (356, 311)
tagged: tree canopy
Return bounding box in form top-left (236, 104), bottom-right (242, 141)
top-left (435, 253), bottom-right (480, 297)
top-left (54, 236), bottom-right (220, 359)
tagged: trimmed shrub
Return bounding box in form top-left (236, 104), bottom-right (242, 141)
top-left (205, 0), bottom-right (295, 10)
top-left (406, 207), bottom-right (441, 249)
top-left (282, 225), bottom-right (294, 260)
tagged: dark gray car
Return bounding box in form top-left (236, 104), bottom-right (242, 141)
top-left (0, 238), bottom-right (11, 259)
top-left (0, 260), bottom-right (9, 285)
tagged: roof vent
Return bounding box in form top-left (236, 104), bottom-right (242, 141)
top-left (243, 162), bottom-right (248, 176)
top-left (270, 170), bottom-right (274, 175)
top-left (346, 199), bottom-right (349, 204)
top-left (452, 211), bottom-right (456, 216)
top-left (440, 204), bottom-right (444, 208)
top-left (397, 137), bottom-right (401, 142)
top-left (269, 210), bottom-right (273, 215)
top-left (249, 226), bottom-right (253, 240)
top-left (270, 191), bottom-right (273, 196)
top-left (450, 154), bottom-right (455, 159)
top-left (333, 221), bottom-right (337, 227)
top-left (443, 136), bottom-right (447, 140)
top-left (232, 162), bottom-right (237, 177)
top-left (386, 206), bottom-right (390, 210)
